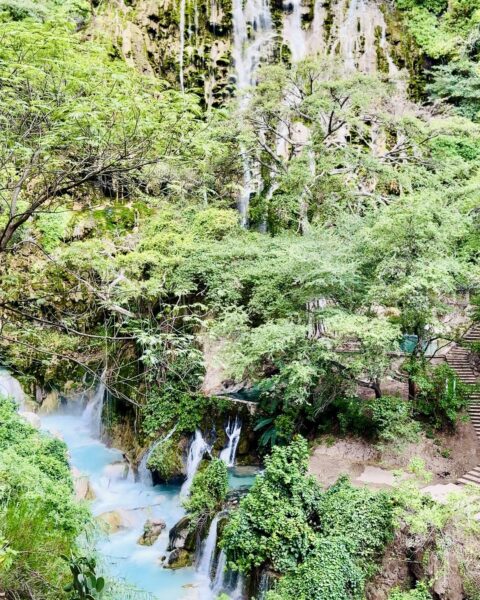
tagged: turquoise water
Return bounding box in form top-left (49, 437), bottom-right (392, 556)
top-left (41, 412), bottom-right (259, 599)
top-left (41, 413), bottom-right (202, 599)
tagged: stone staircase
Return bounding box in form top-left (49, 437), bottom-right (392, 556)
top-left (446, 325), bottom-right (480, 486)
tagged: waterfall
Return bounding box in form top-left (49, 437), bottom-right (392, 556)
top-left (283, 0), bottom-right (306, 62)
top-left (180, 429), bottom-right (210, 496)
top-left (197, 512), bottom-right (225, 576)
top-left (0, 369), bottom-right (25, 408)
top-left (138, 425), bottom-right (178, 486)
top-left (232, 0), bottom-right (274, 226)
top-left (231, 574), bottom-right (245, 600)
top-left (82, 377), bottom-right (106, 438)
top-left (179, 0), bottom-right (186, 92)
top-left (325, 0), bottom-right (400, 77)
top-left (220, 417), bottom-right (242, 467)
top-left (211, 549), bottom-right (227, 594)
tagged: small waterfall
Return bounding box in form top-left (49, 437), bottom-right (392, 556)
top-left (220, 417), bottom-right (242, 467)
top-left (82, 377), bottom-right (106, 438)
top-left (180, 429), bottom-right (210, 496)
top-left (179, 0), bottom-right (186, 92)
top-left (283, 0), bottom-right (306, 62)
top-left (211, 550), bottom-right (243, 598)
top-left (211, 549), bottom-right (227, 594)
top-left (231, 574), bottom-right (245, 600)
top-left (138, 426), bottom-right (178, 486)
top-left (0, 369), bottom-right (25, 408)
top-left (197, 512), bottom-right (225, 576)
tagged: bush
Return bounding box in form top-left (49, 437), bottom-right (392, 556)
top-left (414, 363), bottom-right (470, 428)
top-left (389, 582), bottom-right (432, 600)
top-left (184, 458), bottom-right (228, 528)
top-left (335, 396), bottom-right (420, 447)
top-left (222, 438), bottom-right (394, 599)
top-left (221, 437), bottom-right (322, 573)
top-left (266, 538), bottom-right (364, 600)
top-left (367, 396), bottom-right (421, 446)
top-left (0, 396), bottom-right (90, 599)
top-left (317, 477), bottom-right (394, 572)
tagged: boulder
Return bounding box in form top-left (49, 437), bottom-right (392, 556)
top-left (167, 515), bottom-right (196, 552)
top-left (137, 519), bottom-right (166, 546)
top-left (72, 468), bottom-right (95, 501)
top-left (96, 509), bottom-right (136, 533)
top-left (164, 548), bottom-right (192, 570)
top-left (19, 411), bottom-right (41, 429)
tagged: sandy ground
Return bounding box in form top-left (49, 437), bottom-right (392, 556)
top-left (309, 416), bottom-right (480, 490)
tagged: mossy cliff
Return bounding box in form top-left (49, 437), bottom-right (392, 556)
top-left (89, 0), bottom-right (415, 106)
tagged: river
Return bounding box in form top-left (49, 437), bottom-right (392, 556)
top-left (41, 404), bottom-right (255, 599)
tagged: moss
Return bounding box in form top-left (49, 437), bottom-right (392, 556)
top-left (147, 436), bottom-right (184, 481)
top-left (164, 548), bottom-right (193, 569)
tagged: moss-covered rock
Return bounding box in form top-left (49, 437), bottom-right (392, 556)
top-left (164, 548), bottom-right (193, 569)
top-left (147, 436), bottom-right (186, 482)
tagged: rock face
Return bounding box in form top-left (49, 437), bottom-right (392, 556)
top-left (366, 522), bottom-right (472, 600)
top-left (88, 0), bottom-right (408, 108)
top-left (137, 519), bottom-right (166, 546)
top-left (39, 390), bottom-right (60, 414)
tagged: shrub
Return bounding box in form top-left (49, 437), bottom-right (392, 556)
top-left (266, 538), bottom-right (364, 600)
top-left (414, 363), bottom-right (470, 428)
top-left (184, 458), bottom-right (228, 528)
top-left (0, 396), bottom-right (90, 599)
top-left (367, 396), bottom-right (421, 446)
top-left (334, 396), bottom-right (420, 447)
top-left (317, 477), bottom-right (394, 572)
top-left (222, 438), bottom-right (394, 597)
top-left (389, 582), bottom-right (432, 600)
top-left (221, 437), bottom-right (322, 573)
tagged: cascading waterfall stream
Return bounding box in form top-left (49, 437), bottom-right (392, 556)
top-left (180, 429), bottom-right (210, 496)
top-left (232, 0), bottom-right (274, 226)
top-left (212, 549), bottom-right (228, 594)
top-left (220, 417), bottom-right (242, 467)
top-left (82, 375), bottom-right (106, 438)
top-left (283, 0), bottom-right (306, 62)
top-left (198, 511), bottom-right (227, 577)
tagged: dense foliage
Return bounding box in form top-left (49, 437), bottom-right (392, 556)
top-left (222, 438), bottom-right (394, 599)
top-left (0, 396), bottom-right (89, 599)
top-left (0, 1), bottom-right (480, 598)
top-left (184, 458), bottom-right (228, 529)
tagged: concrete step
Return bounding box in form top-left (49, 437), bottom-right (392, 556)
top-left (458, 477), bottom-right (480, 486)
top-left (459, 472), bottom-right (480, 484)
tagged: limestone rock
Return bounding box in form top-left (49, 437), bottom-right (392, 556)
top-left (137, 519), bottom-right (166, 546)
top-left (103, 461), bottom-right (129, 482)
top-left (97, 509), bottom-right (136, 533)
top-left (72, 467), bottom-right (96, 501)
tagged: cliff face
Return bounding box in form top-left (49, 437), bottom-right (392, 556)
top-left (90, 0), bottom-right (411, 106)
